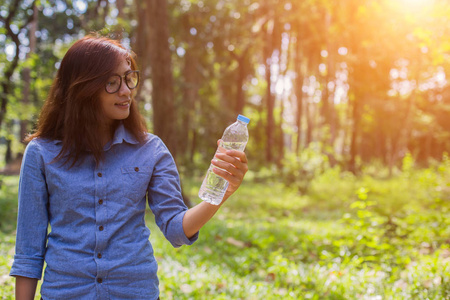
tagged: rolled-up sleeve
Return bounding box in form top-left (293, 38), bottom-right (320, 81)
top-left (10, 140), bottom-right (49, 279)
top-left (147, 138), bottom-right (199, 248)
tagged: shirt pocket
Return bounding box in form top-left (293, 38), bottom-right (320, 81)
top-left (121, 166), bottom-right (153, 201)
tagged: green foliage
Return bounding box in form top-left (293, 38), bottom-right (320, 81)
top-left (1, 0), bottom-right (449, 175)
top-left (0, 176), bottom-right (19, 233)
top-left (1, 161), bottom-right (450, 298)
top-left (308, 166), bottom-right (357, 211)
top-left (153, 162), bottom-right (450, 299)
top-left (281, 143), bottom-right (330, 194)
top-left (0, 233), bottom-right (15, 300)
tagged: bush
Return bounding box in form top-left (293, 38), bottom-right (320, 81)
top-left (281, 143), bottom-right (330, 194)
top-left (0, 176), bottom-right (19, 233)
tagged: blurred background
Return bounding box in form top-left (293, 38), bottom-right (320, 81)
top-left (0, 0), bottom-right (450, 299)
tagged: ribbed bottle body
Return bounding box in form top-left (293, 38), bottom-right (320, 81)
top-left (199, 116), bottom-right (249, 205)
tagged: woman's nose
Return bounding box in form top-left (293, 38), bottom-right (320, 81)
top-left (118, 80), bottom-right (131, 96)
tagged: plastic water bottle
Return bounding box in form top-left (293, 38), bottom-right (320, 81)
top-left (199, 114), bottom-right (250, 205)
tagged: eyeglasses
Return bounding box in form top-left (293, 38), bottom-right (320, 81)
top-left (105, 70), bottom-right (140, 94)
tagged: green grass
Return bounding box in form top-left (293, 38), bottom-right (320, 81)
top-left (1, 164), bottom-right (450, 299)
top-left (152, 174), bottom-right (450, 299)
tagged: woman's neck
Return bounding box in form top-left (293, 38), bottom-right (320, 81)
top-left (99, 123), bottom-right (115, 147)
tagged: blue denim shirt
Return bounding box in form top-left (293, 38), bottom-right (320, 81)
top-left (10, 123), bottom-right (198, 299)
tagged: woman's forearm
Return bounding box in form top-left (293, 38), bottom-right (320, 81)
top-left (182, 147), bottom-right (248, 238)
top-left (182, 201), bottom-right (223, 238)
top-left (15, 276), bottom-right (38, 300)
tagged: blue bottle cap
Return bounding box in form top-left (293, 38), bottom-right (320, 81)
top-left (237, 114), bottom-right (250, 124)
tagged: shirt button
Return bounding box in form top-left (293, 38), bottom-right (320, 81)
top-left (99, 226), bottom-right (104, 231)
top-left (97, 253), bottom-right (102, 259)
top-left (97, 278), bottom-right (103, 283)
top-left (134, 167), bottom-right (139, 172)
top-left (97, 172), bottom-right (102, 177)
top-left (98, 199), bottom-right (103, 205)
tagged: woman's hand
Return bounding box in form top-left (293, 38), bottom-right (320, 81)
top-left (211, 140), bottom-right (249, 202)
top-left (182, 140), bottom-right (248, 237)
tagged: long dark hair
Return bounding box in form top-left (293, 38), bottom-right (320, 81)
top-left (27, 35), bottom-right (147, 167)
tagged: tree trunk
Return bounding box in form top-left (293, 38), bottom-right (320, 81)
top-left (305, 93), bottom-right (313, 146)
top-left (133, 0), bottom-right (150, 105)
top-left (348, 60), bottom-right (364, 174)
top-left (349, 93), bottom-right (361, 174)
top-left (116, 0), bottom-right (125, 18)
top-left (180, 14), bottom-right (198, 165)
top-left (230, 48), bottom-right (249, 115)
top-left (146, 0), bottom-right (177, 157)
top-left (277, 92), bottom-right (285, 167)
top-left (5, 133), bottom-right (13, 164)
top-left (21, 4), bottom-right (38, 143)
top-left (325, 11), bottom-right (338, 147)
top-left (327, 51), bottom-right (338, 147)
top-left (145, 0), bottom-right (192, 207)
top-left (264, 22), bottom-right (275, 163)
top-left (294, 27), bottom-right (304, 154)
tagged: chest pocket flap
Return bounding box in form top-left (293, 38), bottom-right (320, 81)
top-left (121, 166), bottom-right (153, 200)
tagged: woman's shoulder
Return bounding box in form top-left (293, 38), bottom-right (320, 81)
top-left (21, 138), bottom-right (54, 166)
top-left (27, 137), bottom-right (59, 148)
top-left (143, 132), bottom-right (164, 146)
top-left (24, 137), bottom-right (60, 156)
top-left (142, 133), bottom-right (171, 154)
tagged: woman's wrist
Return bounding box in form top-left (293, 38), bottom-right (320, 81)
top-left (15, 276), bottom-right (38, 300)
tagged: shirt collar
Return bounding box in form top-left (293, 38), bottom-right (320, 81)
top-left (109, 122), bottom-right (139, 147)
top-left (52, 122), bottom-right (140, 149)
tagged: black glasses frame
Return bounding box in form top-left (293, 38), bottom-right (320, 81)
top-left (105, 70), bottom-right (140, 94)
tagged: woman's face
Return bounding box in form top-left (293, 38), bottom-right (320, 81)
top-left (98, 57), bottom-right (133, 125)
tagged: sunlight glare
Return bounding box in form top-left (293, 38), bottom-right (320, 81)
top-left (73, 0), bottom-right (87, 13)
top-left (338, 47), bottom-right (348, 55)
top-left (398, 0), bottom-right (433, 12)
top-left (5, 44), bottom-right (15, 61)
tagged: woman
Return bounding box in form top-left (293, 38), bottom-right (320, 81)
top-left (10, 36), bottom-right (248, 300)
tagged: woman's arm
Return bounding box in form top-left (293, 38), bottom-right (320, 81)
top-left (10, 140), bottom-right (48, 293)
top-left (182, 148), bottom-right (248, 238)
top-left (15, 276), bottom-right (38, 300)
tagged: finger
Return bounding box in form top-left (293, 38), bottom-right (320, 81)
top-left (214, 153), bottom-right (248, 173)
top-left (211, 159), bottom-right (245, 178)
top-left (212, 155), bottom-right (248, 174)
top-left (224, 149), bottom-right (248, 163)
top-left (212, 167), bottom-right (242, 186)
top-left (214, 152), bottom-right (243, 167)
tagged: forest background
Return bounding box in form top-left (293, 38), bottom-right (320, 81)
top-left (0, 0), bottom-right (450, 299)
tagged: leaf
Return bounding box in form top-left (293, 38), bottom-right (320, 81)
top-left (226, 237), bottom-right (246, 248)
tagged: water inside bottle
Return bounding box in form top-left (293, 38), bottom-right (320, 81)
top-left (219, 141), bottom-right (247, 152)
top-left (198, 141), bottom-right (247, 204)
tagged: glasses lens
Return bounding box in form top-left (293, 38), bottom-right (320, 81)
top-left (125, 71), bottom-right (139, 89)
top-left (106, 75), bottom-right (121, 93)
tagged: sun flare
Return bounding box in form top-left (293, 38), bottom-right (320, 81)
top-left (399, 0), bottom-right (433, 9)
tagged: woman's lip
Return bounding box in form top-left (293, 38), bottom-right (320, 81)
top-left (115, 100), bottom-right (131, 105)
top-left (115, 102), bottom-right (130, 109)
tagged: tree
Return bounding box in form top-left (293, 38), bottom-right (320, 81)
top-left (0, 0), bottom-right (37, 130)
top-left (145, 0), bottom-right (177, 157)
top-left (20, 3), bottom-right (38, 143)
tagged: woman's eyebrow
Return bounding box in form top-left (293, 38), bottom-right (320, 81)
top-left (115, 69), bottom-right (132, 75)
